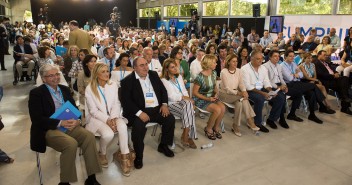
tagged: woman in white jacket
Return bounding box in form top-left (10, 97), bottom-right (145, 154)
top-left (85, 63), bottom-right (131, 176)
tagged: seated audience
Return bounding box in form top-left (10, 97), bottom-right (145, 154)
top-left (120, 57), bottom-right (175, 170)
top-left (143, 47), bottom-right (162, 76)
top-left (270, 32), bottom-right (285, 50)
top-left (299, 52), bottom-right (334, 109)
top-left (77, 55), bottom-right (97, 108)
top-left (329, 28), bottom-right (341, 52)
top-left (285, 34), bottom-right (301, 51)
top-left (111, 53), bottom-right (133, 87)
top-left (241, 51), bottom-right (286, 132)
top-left (237, 47), bottom-right (250, 68)
top-left (192, 54), bottom-right (226, 140)
top-left (336, 41), bottom-right (352, 77)
top-left (259, 30), bottom-right (273, 49)
top-left (98, 46), bottom-right (116, 73)
top-left (313, 36), bottom-right (332, 56)
top-left (170, 46), bottom-right (191, 88)
top-left (247, 28), bottom-right (260, 48)
top-left (219, 54), bottom-right (259, 136)
top-left (28, 64), bottom-right (102, 185)
top-left (62, 45), bottom-right (79, 83)
top-left (161, 58), bottom-right (197, 148)
top-left (314, 50), bottom-right (352, 115)
top-left (190, 48), bottom-right (206, 81)
top-left (301, 35), bottom-right (318, 53)
top-left (215, 45), bottom-right (228, 77)
top-left (13, 35), bottom-right (35, 81)
top-left (85, 63), bottom-right (131, 176)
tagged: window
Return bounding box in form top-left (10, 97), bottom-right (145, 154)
top-left (338, 0), bottom-right (352, 14)
top-left (164, 5), bottom-right (178, 17)
top-left (180, 3), bottom-right (198, 17)
top-left (279, 0), bottom-right (333, 15)
top-left (139, 7), bottom-right (161, 18)
top-left (203, 1), bottom-right (229, 16)
top-left (231, 0), bottom-right (267, 16)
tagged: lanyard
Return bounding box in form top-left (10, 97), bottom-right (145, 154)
top-left (120, 68), bottom-right (126, 80)
top-left (249, 62), bottom-right (259, 81)
top-left (150, 61), bottom-right (153, 70)
top-left (269, 63), bottom-right (280, 80)
top-left (45, 85), bottom-right (64, 105)
top-left (98, 86), bottom-right (110, 115)
top-left (144, 79), bottom-right (152, 92)
top-left (170, 77), bottom-right (182, 93)
top-left (307, 43), bottom-right (312, 50)
top-left (284, 62), bottom-right (295, 74)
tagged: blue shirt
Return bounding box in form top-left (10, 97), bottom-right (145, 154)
top-left (281, 61), bottom-right (303, 83)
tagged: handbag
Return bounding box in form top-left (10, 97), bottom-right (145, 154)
top-left (0, 86), bottom-right (3, 102)
top-left (73, 79), bottom-right (78, 92)
top-left (0, 115), bottom-right (4, 131)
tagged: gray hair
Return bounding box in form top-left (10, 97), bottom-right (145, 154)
top-left (39, 64), bottom-right (59, 79)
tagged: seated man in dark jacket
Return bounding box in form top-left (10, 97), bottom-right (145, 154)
top-left (13, 35), bottom-right (35, 81)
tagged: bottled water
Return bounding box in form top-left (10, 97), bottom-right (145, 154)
top-left (201, 142), bottom-right (213, 149)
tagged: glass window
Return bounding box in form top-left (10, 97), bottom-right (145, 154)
top-left (139, 7), bottom-right (161, 18)
top-left (164, 5), bottom-right (178, 17)
top-left (338, 0), bottom-right (352, 14)
top-left (231, 0), bottom-right (267, 16)
top-left (180, 3), bottom-right (198, 17)
top-left (279, 0), bottom-right (332, 15)
top-left (203, 1), bottom-right (229, 16)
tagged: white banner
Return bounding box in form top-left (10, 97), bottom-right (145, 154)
top-left (266, 15), bottom-right (352, 45)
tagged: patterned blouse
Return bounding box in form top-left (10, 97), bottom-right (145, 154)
top-left (194, 71), bottom-right (217, 97)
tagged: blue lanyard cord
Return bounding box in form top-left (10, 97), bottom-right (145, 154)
top-left (144, 79), bottom-right (152, 92)
top-left (170, 77), bottom-right (182, 93)
top-left (269, 64), bottom-right (280, 80)
top-left (284, 62), bottom-right (295, 74)
top-left (98, 86), bottom-right (110, 115)
top-left (249, 62), bottom-right (259, 81)
top-left (46, 85), bottom-right (64, 105)
top-left (120, 68), bottom-right (126, 80)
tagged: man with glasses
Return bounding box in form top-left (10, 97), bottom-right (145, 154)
top-left (28, 64), bottom-right (102, 185)
top-left (143, 47), bottom-right (162, 76)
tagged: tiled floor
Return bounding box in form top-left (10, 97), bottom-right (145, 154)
top-left (1, 53), bottom-right (352, 185)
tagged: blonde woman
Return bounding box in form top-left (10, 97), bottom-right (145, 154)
top-left (193, 54), bottom-right (226, 140)
top-left (85, 63), bottom-right (131, 176)
top-left (313, 36), bottom-right (332, 56)
top-left (219, 54), bottom-right (259, 136)
top-left (161, 58), bottom-right (197, 149)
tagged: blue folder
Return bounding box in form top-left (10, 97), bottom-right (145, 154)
top-left (55, 46), bottom-right (67, 57)
top-left (50, 101), bottom-right (81, 132)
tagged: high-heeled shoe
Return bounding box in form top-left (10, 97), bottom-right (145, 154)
top-left (231, 126), bottom-right (242, 137)
top-left (246, 120), bottom-right (260, 131)
top-left (213, 129), bottom-right (222, 139)
top-left (204, 127), bottom-right (216, 140)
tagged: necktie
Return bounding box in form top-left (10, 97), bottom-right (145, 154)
top-left (323, 62), bottom-right (334, 75)
top-left (109, 60), bottom-right (113, 72)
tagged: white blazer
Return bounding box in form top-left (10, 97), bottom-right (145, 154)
top-left (85, 81), bottom-right (126, 132)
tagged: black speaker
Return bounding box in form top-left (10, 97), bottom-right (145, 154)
top-left (190, 9), bottom-right (198, 16)
top-left (252, 4), bottom-right (260, 17)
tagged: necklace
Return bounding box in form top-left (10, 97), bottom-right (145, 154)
top-left (228, 68), bottom-right (236, 74)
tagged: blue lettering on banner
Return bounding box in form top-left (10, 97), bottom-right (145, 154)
top-left (283, 26), bottom-right (350, 40)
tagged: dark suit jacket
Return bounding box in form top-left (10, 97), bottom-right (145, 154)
top-left (313, 60), bottom-right (337, 86)
top-left (120, 70), bottom-right (168, 124)
top-left (0, 26), bottom-right (7, 54)
top-left (301, 42), bottom-right (318, 52)
top-left (13, 43), bottom-right (33, 62)
top-left (28, 84), bottom-right (76, 153)
top-left (286, 40), bottom-right (301, 51)
top-left (216, 55), bottom-right (225, 77)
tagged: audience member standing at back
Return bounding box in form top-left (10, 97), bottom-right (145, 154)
top-left (68, 20), bottom-right (93, 54)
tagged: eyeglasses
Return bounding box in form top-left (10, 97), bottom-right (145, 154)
top-left (45, 73), bottom-right (60, 78)
top-left (177, 52), bottom-right (183, 54)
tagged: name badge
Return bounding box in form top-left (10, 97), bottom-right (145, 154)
top-left (255, 81), bottom-right (263, 90)
top-left (145, 92), bottom-right (155, 108)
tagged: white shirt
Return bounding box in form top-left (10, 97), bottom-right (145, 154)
top-left (161, 75), bottom-right (189, 105)
top-left (241, 62), bottom-right (272, 91)
top-left (148, 59), bottom-right (162, 76)
top-left (135, 73), bottom-right (159, 116)
top-left (263, 61), bottom-right (286, 89)
top-left (190, 58), bottom-right (202, 81)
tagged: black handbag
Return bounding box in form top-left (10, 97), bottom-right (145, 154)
top-left (73, 79), bottom-right (78, 91)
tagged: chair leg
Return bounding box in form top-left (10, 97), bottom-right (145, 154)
top-left (335, 91), bottom-right (341, 108)
top-left (36, 152), bottom-right (43, 185)
top-left (220, 120), bottom-right (225, 133)
top-left (151, 125), bottom-right (158, 136)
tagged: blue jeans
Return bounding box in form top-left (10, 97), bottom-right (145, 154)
top-left (248, 91), bottom-right (286, 125)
